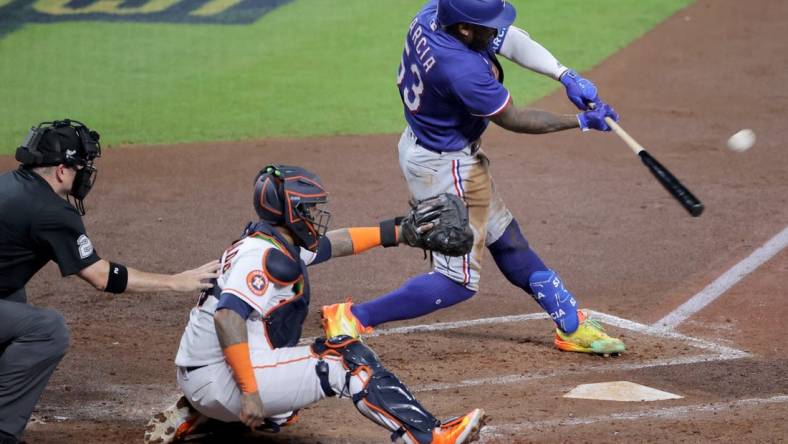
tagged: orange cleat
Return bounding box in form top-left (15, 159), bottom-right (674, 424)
top-left (431, 408), bottom-right (487, 444)
top-left (320, 299), bottom-right (373, 339)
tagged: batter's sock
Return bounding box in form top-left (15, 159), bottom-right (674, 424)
top-left (351, 272), bottom-right (475, 328)
top-left (528, 270), bottom-right (580, 334)
top-left (489, 220), bottom-right (580, 333)
top-left (488, 219), bottom-right (548, 294)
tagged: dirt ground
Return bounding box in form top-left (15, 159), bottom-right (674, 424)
top-left (2, 0), bottom-right (787, 442)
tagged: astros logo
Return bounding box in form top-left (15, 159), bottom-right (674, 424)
top-left (246, 270), bottom-right (268, 296)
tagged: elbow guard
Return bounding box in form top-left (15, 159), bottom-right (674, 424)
top-left (105, 262), bottom-right (128, 294)
top-left (499, 26), bottom-right (567, 80)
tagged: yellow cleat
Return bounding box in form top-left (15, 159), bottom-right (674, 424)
top-left (555, 310), bottom-right (626, 355)
top-left (432, 408), bottom-right (487, 444)
top-left (320, 299), bottom-right (373, 339)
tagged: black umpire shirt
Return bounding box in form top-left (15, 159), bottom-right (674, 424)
top-left (0, 167), bottom-right (100, 299)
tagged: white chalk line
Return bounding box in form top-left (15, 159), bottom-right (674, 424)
top-left (297, 312), bottom-right (552, 345)
top-left (655, 225), bottom-right (788, 329)
top-left (591, 311), bottom-right (748, 359)
top-left (41, 228), bottom-right (785, 433)
top-left (413, 353), bottom-right (740, 393)
top-left (480, 394), bottom-right (788, 441)
top-left (302, 309), bottom-right (749, 359)
top-left (412, 310), bottom-right (748, 392)
top-left (46, 310), bottom-right (747, 422)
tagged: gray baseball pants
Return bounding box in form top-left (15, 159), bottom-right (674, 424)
top-left (0, 288), bottom-right (69, 439)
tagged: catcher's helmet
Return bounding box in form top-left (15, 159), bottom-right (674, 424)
top-left (437, 0), bottom-right (516, 29)
top-left (253, 165), bottom-right (330, 251)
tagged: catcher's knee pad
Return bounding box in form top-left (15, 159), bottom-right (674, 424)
top-left (311, 336), bottom-right (439, 443)
top-left (529, 270), bottom-right (579, 333)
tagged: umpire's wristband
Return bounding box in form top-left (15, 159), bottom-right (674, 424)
top-left (105, 262), bottom-right (128, 294)
top-left (379, 217), bottom-right (403, 248)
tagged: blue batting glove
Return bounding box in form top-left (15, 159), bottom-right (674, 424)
top-left (560, 69), bottom-right (599, 111)
top-left (577, 102), bottom-right (619, 132)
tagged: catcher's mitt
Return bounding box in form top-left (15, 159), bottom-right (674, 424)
top-left (400, 193), bottom-right (474, 256)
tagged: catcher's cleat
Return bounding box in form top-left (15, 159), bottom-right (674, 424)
top-left (555, 310), bottom-right (625, 355)
top-left (144, 395), bottom-right (207, 444)
top-left (431, 408), bottom-right (487, 444)
top-left (320, 299), bottom-right (373, 339)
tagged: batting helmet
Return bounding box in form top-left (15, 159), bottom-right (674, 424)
top-left (253, 165), bottom-right (331, 251)
top-left (437, 0), bottom-right (517, 29)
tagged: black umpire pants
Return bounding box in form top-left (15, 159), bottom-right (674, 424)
top-left (0, 288), bottom-right (69, 439)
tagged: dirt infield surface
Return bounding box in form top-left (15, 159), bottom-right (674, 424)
top-left (2, 0), bottom-right (787, 442)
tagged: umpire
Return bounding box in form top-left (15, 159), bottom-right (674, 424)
top-left (0, 119), bottom-right (218, 444)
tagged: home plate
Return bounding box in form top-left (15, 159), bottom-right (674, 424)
top-left (564, 381), bottom-right (683, 402)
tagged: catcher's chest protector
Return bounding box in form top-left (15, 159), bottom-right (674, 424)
top-left (246, 221), bottom-right (311, 348)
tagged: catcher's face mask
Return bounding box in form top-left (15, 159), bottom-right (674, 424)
top-left (294, 199), bottom-right (331, 244)
top-left (284, 176), bottom-right (331, 252)
top-left (253, 164), bottom-right (331, 251)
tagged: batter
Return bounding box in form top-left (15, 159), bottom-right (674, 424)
top-left (322, 0), bottom-right (626, 355)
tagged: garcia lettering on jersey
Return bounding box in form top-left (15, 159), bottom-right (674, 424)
top-left (396, 0), bottom-right (511, 153)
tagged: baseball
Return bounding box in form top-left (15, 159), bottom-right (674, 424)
top-left (726, 129), bottom-right (756, 152)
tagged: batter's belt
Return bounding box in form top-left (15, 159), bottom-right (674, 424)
top-left (406, 126), bottom-right (481, 156)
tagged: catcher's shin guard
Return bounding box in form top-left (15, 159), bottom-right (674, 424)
top-left (312, 336), bottom-right (440, 443)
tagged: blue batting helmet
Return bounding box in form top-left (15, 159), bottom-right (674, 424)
top-left (437, 0), bottom-right (517, 29)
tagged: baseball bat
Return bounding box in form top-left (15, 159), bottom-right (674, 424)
top-left (605, 117), bottom-right (704, 217)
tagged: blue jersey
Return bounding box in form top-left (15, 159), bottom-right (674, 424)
top-left (397, 1), bottom-right (512, 152)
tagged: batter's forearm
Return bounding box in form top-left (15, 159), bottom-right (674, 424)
top-left (491, 106), bottom-right (579, 134)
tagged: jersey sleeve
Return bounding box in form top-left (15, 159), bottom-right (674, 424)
top-left (489, 25), bottom-right (511, 54)
top-left (32, 204), bottom-right (100, 276)
top-left (216, 291), bottom-right (254, 320)
top-left (221, 248), bottom-right (273, 315)
top-left (304, 236), bottom-right (332, 266)
top-left (299, 246), bottom-right (318, 266)
top-left (451, 62), bottom-right (511, 117)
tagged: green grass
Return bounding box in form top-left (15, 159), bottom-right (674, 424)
top-left (0, 0), bottom-right (694, 153)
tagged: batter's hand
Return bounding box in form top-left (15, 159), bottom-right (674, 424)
top-left (240, 392), bottom-right (266, 429)
top-left (170, 260), bottom-right (220, 292)
top-left (560, 69), bottom-right (599, 110)
top-left (577, 102), bottom-right (619, 132)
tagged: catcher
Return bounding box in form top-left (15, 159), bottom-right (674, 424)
top-left (144, 165), bottom-right (483, 444)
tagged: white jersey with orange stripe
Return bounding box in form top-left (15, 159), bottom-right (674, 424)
top-left (175, 234), bottom-right (316, 367)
